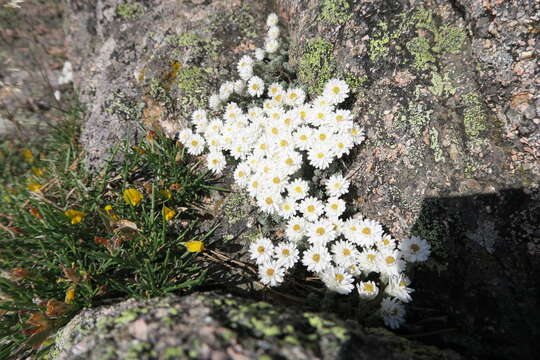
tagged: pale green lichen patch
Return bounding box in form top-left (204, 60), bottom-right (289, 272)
top-left (396, 102), bottom-right (432, 136)
top-left (429, 128), bottom-right (444, 162)
top-left (297, 37), bottom-right (336, 96)
top-left (177, 65), bottom-right (211, 110)
top-left (116, 3), bottom-right (144, 20)
top-left (167, 32), bottom-right (222, 61)
top-left (344, 73), bottom-right (369, 93)
top-left (368, 22), bottom-right (391, 62)
top-left (320, 0), bottom-right (352, 25)
top-left (428, 72), bottom-right (456, 97)
top-left (462, 93), bottom-right (487, 139)
top-left (406, 36), bottom-right (437, 71)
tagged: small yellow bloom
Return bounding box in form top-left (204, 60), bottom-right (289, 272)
top-left (123, 188), bottom-right (143, 206)
top-left (32, 167), bottom-right (44, 177)
top-left (163, 206), bottom-right (177, 221)
top-left (65, 286), bottom-right (76, 304)
top-left (65, 209), bottom-right (86, 224)
top-left (159, 189), bottom-right (172, 200)
top-left (104, 204), bottom-right (119, 220)
top-left (27, 183), bottom-right (42, 192)
top-left (185, 240), bottom-right (205, 253)
top-left (22, 148), bottom-right (34, 163)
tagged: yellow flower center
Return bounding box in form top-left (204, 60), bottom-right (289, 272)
top-left (316, 153), bottom-right (324, 159)
top-left (362, 227), bottom-right (371, 235)
top-left (410, 244), bottom-right (420, 253)
top-left (312, 254), bottom-right (320, 262)
top-left (265, 197), bottom-right (273, 205)
top-left (331, 203), bottom-right (338, 210)
top-left (279, 140), bottom-right (288, 147)
top-left (289, 92), bottom-right (297, 100)
top-left (266, 268), bottom-right (275, 276)
top-left (285, 158), bottom-right (294, 166)
top-left (272, 177), bottom-right (281, 184)
top-left (319, 133), bottom-right (327, 141)
top-left (300, 135), bottom-right (308, 141)
top-left (307, 205), bottom-right (315, 213)
top-left (282, 249), bottom-right (290, 256)
top-left (336, 115), bottom-right (343, 121)
top-left (283, 204), bottom-right (291, 211)
top-left (316, 227), bottom-right (325, 236)
top-left (343, 248), bottom-right (351, 256)
top-left (363, 283), bottom-right (374, 292)
top-left (293, 224), bottom-right (301, 231)
top-left (335, 273), bottom-right (344, 282)
top-left (252, 84), bottom-right (259, 90)
top-left (367, 254), bottom-right (376, 262)
top-left (260, 143), bottom-right (268, 150)
top-left (294, 186), bottom-right (302, 193)
top-left (257, 246), bottom-right (265, 254)
top-left (212, 159), bottom-right (219, 165)
top-left (386, 256), bottom-right (395, 264)
top-left (191, 140), bottom-right (198, 146)
top-left (332, 86), bottom-right (340, 94)
top-left (238, 171), bottom-right (245, 177)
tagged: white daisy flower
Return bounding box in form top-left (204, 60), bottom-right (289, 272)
top-left (274, 242), bottom-right (299, 269)
top-left (331, 240), bottom-right (359, 267)
top-left (267, 25), bottom-right (280, 39)
top-left (191, 109), bottom-right (207, 123)
top-left (349, 124), bottom-right (366, 145)
top-left (249, 237), bottom-right (274, 265)
top-left (233, 163), bottom-right (251, 187)
top-left (278, 197), bottom-right (298, 219)
top-left (257, 191), bottom-right (282, 215)
top-left (237, 55), bottom-right (253, 79)
top-left (384, 274), bottom-right (414, 303)
top-left (206, 119), bottom-right (223, 134)
top-left (247, 76), bottom-right (265, 97)
top-left (398, 236), bottom-right (431, 263)
top-left (377, 249), bottom-right (406, 277)
top-left (377, 234), bottom-right (396, 250)
top-left (247, 175), bottom-right (263, 197)
top-left (342, 218), bottom-right (361, 242)
top-left (178, 128), bottom-right (193, 144)
top-left (294, 104), bottom-right (311, 124)
top-left (186, 134), bottom-right (205, 155)
top-left (267, 82), bottom-right (283, 98)
top-left (356, 219), bottom-right (384, 247)
top-left (254, 48), bottom-right (266, 61)
top-left (323, 78), bottom-right (350, 105)
top-left (284, 87), bottom-right (306, 107)
top-left (209, 94), bottom-right (221, 110)
top-left (293, 126), bottom-right (313, 151)
top-left (265, 38), bottom-right (279, 53)
top-left (266, 13), bottom-right (279, 27)
top-left (299, 196), bottom-right (324, 221)
top-left (302, 245), bottom-right (331, 273)
top-left (309, 104), bottom-right (332, 126)
top-left (380, 297), bottom-right (406, 329)
top-left (325, 173), bottom-right (350, 197)
top-left (320, 266), bottom-right (355, 294)
top-left (258, 260), bottom-right (285, 287)
top-left (287, 179), bottom-right (310, 200)
top-left (325, 197), bottom-right (346, 219)
top-left (234, 79), bottom-right (245, 94)
top-left (307, 146), bottom-right (334, 170)
top-left (266, 171), bottom-right (288, 193)
top-left (332, 135), bottom-right (354, 158)
top-left (357, 281), bottom-right (379, 300)
top-left (219, 81), bottom-right (235, 101)
top-left (285, 216), bottom-right (307, 242)
top-left (206, 151), bottom-right (226, 174)
top-left (307, 219), bottom-right (337, 246)
top-left (358, 248), bottom-right (380, 274)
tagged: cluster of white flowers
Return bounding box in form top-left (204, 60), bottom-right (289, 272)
top-left (177, 13), bottom-right (431, 329)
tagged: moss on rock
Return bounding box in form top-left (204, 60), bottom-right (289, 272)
top-left (297, 38), bottom-right (336, 96)
top-left (320, 0), bottom-right (352, 25)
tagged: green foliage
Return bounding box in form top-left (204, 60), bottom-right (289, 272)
top-left (0, 103), bottom-right (219, 357)
top-left (116, 3), bottom-right (144, 20)
top-left (462, 93), bottom-right (487, 138)
top-left (298, 37), bottom-right (336, 96)
top-left (369, 22), bottom-right (391, 62)
top-left (320, 0), bottom-right (352, 25)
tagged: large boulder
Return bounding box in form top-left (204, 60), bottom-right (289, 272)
top-left (64, 0), bottom-right (540, 359)
top-left (49, 293), bottom-right (461, 360)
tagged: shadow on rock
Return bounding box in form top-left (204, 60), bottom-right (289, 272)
top-left (408, 187), bottom-right (540, 360)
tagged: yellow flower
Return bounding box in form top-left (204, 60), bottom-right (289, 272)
top-left (27, 183), bottom-right (42, 192)
top-left (163, 206), bottom-right (177, 221)
top-left (65, 286), bottom-right (76, 304)
top-left (159, 189), bottom-right (172, 200)
top-left (65, 209), bottom-right (86, 224)
top-left (104, 204), bottom-right (119, 220)
top-left (32, 167), bottom-right (44, 177)
top-left (22, 148), bottom-right (34, 163)
top-left (185, 240), bottom-right (205, 253)
top-left (123, 188), bottom-right (143, 206)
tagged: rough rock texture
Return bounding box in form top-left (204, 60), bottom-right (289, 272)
top-left (64, 0), bottom-right (540, 359)
top-left (0, 1), bottom-right (70, 138)
top-left (50, 293), bottom-right (461, 360)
